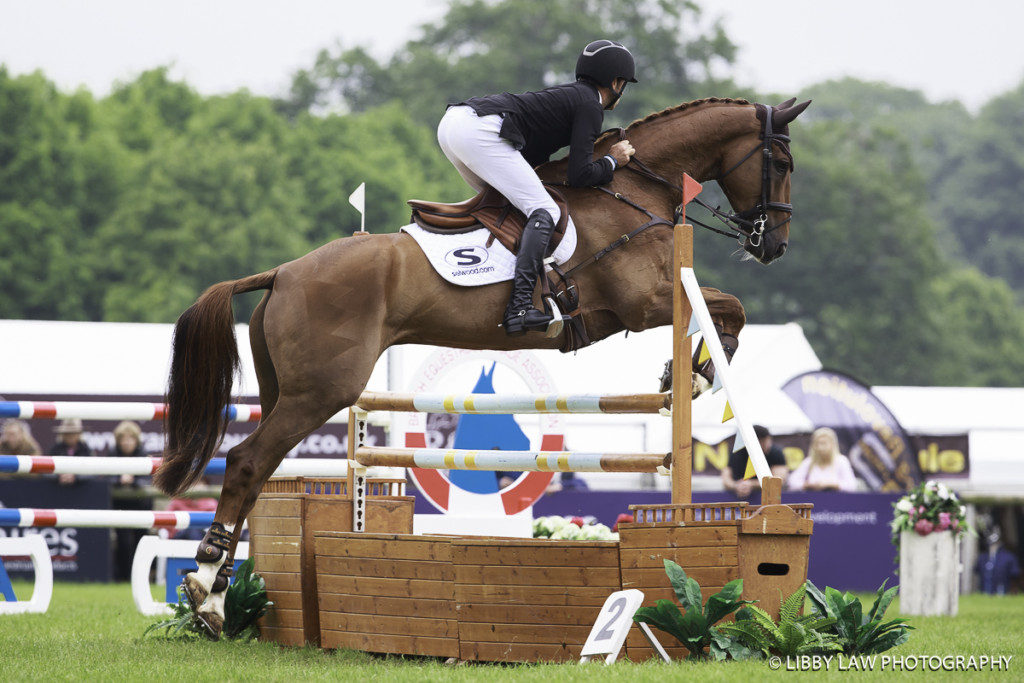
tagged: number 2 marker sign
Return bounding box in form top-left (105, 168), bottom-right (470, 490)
top-left (579, 589), bottom-right (670, 664)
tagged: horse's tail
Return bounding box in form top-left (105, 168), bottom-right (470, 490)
top-left (154, 268), bottom-right (278, 496)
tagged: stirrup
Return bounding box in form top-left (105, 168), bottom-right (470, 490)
top-left (542, 296), bottom-right (565, 338)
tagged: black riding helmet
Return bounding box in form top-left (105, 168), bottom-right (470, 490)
top-left (575, 40), bottom-right (638, 88)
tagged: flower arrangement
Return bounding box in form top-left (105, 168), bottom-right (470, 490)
top-left (890, 480), bottom-right (968, 544)
top-left (532, 515), bottom-right (618, 541)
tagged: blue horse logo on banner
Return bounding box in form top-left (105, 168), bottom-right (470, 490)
top-left (447, 363), bottom-right (529, 494)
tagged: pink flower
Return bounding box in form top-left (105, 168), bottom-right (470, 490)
top-left (915, 519), bottom-right (934, 535)
top-left (937, 512), bottom-right (952, 530)
top-left (917, 506), bottom-right (927, 515)
top-left (951, 518), bottom-right (960, 532)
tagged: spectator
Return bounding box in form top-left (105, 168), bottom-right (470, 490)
top-left (496, 470), bottom-right (517, 489)
top-left (976, 528), bottom-right (1021, 595)
top-left (0, 419), bottom-right (41, 455)
top-left (545, 471), bottom-right (590, 495)
top-left (110, 421), bottom-right (153, 582)
top-left (788, 427), bottom-right (858, 492)
top-left (48, 418), bottom-right (93, 485)
top-left (722, 425), bottom-right (789, 500)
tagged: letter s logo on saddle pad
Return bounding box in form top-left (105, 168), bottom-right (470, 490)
top-left (444, 246), bottom-right (488, 267)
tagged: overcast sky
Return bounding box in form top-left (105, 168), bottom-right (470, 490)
top-left (1, 0), bottom-right (1021, 111)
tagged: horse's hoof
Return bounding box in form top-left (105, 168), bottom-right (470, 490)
top-left (195, 609), bottom-right (224, 641)
top-left (182, 573), bottom-right (208, 612)
top-left (691, 371), bottom-right (711, 399)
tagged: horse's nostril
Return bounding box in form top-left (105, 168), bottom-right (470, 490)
top-left (775, 242), bottom-right (788, 258)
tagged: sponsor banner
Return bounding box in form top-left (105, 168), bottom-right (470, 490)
top-left (692, 433), bottom-right (969, 480)
top-left (0, 478), bottom-right (112, 581)
top-left (782, 370), bottom-right (923, 491)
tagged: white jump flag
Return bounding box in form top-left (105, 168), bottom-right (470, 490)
top-left (349, 182), bottom-right (366, 233)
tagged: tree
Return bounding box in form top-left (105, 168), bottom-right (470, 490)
top-left (930, 267), bottom-right (1024, 387)
top-left (282, 0), bottom-right (737, 127)
top-left (932, 80), bottom-right (1024, 295)
top-left (0, 68), bottom-right (128, 320)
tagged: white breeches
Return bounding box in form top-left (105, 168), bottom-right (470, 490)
top-left (437, 105), bottom-right (561, 225)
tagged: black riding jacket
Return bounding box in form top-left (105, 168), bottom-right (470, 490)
top-left (456, 81), bottom-right (614, 187)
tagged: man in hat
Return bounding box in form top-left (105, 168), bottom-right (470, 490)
top-left (49, 417), bottom-right (94, 485)
top-left (976, 528), bottom-right (1021, 595)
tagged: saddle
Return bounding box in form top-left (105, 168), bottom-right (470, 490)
top-left (408, 185), bottom-right (570, 254)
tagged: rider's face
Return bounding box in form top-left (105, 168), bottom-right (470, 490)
top-left (606, 78), bottom-right (627, 110)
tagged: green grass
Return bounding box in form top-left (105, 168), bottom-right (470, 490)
top-left (0, 582), bottom-right (1021, 681)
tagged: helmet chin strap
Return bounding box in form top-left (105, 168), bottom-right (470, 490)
top-left (604, 82), bottom-right (626, 110)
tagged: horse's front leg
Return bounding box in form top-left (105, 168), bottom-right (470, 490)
top-left (658, 286), bottom-right (746, 396)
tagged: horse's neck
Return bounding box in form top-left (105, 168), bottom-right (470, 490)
top-left (552, 102), bottom-right (756, 248)
top-left (624, 101), bottom-right (756, 189)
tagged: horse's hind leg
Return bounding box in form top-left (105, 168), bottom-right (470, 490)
top-left (185, 393), bottom-right (345, 636)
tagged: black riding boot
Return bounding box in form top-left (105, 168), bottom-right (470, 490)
top-left (503, 209), bottom-right (555, 336)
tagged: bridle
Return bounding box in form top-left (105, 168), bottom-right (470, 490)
top-left (624, 103), bottom-right (795, 249)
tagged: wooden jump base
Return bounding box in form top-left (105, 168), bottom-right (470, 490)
top-left (250, 476), bottom-right (811, 661)
top-left (248, 180), bottom-right (813, 661)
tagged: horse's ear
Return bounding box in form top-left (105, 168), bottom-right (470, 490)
top-left (777, 97), bottom-right (797, 109)
top-left (773, 99), bottom-right (811, 128)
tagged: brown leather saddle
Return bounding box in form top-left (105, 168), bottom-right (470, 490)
top-left (408, 185), bottom-right (570, 255)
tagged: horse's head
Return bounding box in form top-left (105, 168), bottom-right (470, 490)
top-left (715, 98), bottom-right (811, 264)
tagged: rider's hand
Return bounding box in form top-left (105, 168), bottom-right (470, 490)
top-left (610, 140), bottom-right (634, 167)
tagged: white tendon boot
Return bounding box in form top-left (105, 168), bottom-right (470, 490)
top-left (182, 522), bottom-right (235, 638)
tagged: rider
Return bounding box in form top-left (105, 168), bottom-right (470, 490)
top-left (437, 40), bottom-right (637, 335)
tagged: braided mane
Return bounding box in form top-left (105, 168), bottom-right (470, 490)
top-left (596, 97), bottom-right (752, 145)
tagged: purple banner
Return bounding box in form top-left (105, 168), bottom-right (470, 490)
top-left (782, 370), bottom-right (921, 491)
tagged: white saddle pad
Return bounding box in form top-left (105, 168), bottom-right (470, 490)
top-left (400, 219), bottom-right (578, 287)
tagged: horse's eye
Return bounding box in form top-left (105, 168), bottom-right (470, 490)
top-left (773, 158), bottom-right (791, 173)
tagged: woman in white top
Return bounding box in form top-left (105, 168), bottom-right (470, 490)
top-left (788, 427), bottom-right (858, 492)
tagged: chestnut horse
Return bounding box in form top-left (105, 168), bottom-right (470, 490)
top-left (154, 97), bottom-right (810, 635)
